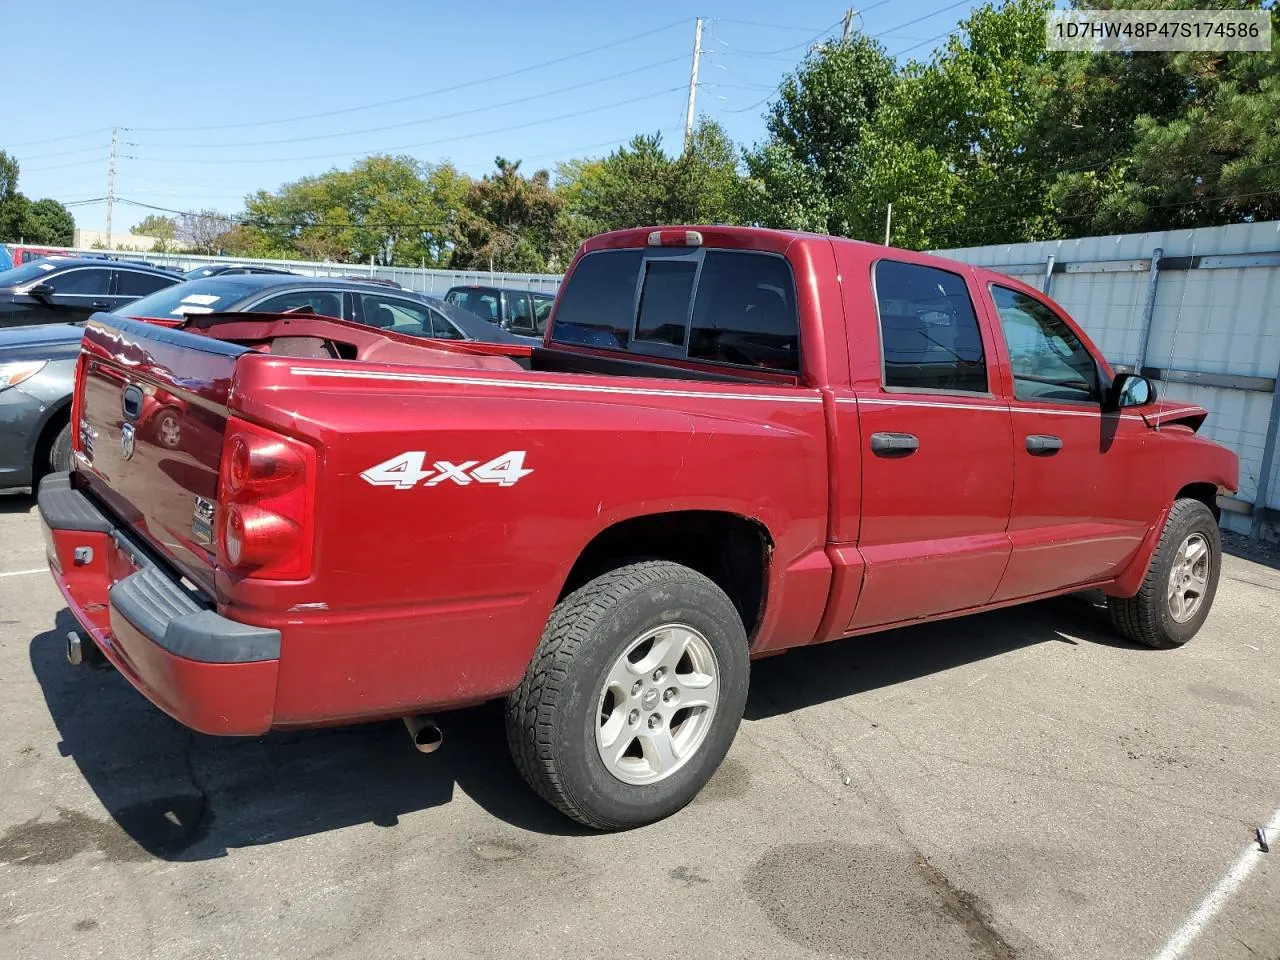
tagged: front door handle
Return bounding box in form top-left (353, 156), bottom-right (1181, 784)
top-left (1025, 434), bottom-right (1063, 454)
top-left (870, 432), bottom-right (920, 456)
top-left (90, 301), bottom-right (111, 309)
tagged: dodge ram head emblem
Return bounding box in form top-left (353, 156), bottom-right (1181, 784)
top-left (120, 423), bottom-right (136, 460)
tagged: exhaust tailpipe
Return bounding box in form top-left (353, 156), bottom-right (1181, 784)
top-left (403, 715), bottom-right (443, 754)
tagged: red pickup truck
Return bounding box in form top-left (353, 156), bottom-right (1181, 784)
top-left (39, 226), bottom-right (1238, 829)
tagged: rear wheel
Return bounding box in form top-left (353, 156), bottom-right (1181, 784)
top-left (506, 560), bottom-right (749, 830)
top-left (1107, 498), bottom-right (1221, 648)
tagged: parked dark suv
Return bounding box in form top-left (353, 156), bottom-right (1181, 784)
top-left (0, 257), bottom-right (181, 328)
top-left (444, 285), bottom-right (555, 338)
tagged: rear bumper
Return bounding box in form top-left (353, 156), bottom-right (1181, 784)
top-left (38, 472), bottom-right (279, 735)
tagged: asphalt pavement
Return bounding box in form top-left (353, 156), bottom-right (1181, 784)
top-left (0, 491), bottom-right (1276, 960)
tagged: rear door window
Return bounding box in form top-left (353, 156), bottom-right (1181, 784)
top-left (874, 260), bottom-right (987, 393)
top-left (115, 270), bottom-right (175, 297)
top-left (448, 288), bottom-right (501, 323)
top-left (255, 290), bottom-right (344, 319)
top-left (425, 308), bottom-right (464, 339)
top-left (357, 294), bottom-right (433, 335)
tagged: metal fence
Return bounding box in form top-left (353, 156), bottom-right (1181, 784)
top-left (7, 245), bottom-right (564, 296)
top-left (935, 220), bottom-right (1280, 539)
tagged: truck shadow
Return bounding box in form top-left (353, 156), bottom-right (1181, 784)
top-left (745, 592), bottom-right (1133, 720)
top-left (28, 593), bottom-right (1134, 862)
top-left (27, 611), bottom-right (590, 863)
top-left (0, 492), bottom-right (36, 514)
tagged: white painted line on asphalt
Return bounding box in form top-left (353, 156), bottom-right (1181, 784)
top-left (0, 568), bottom-right (47, 578)
top-left (1152, 805), bottom-right (1280, 960)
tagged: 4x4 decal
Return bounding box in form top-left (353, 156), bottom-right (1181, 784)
top-left (360, 451), bottom-right (532, 489)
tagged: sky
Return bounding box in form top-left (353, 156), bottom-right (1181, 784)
top-left (1, 0), bottom-right (985, 234)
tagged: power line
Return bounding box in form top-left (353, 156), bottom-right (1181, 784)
top-left (130, 20), bottom-right (690, 134)
top-left (2, 127), bottom-right (113, 149)
top-left (712, 18), bottom-right (830, 32)
top-left (14, 142), bottom-right (115, 162)
top-left (126, 87), bottom-right (687, 166)
top-left (134, 56), bottom-right (688, 152)
top-left (21, 156), bottom-right (109, 173)
top-left (709, 16), bottom-right (844, 57)
top-left (718, 0), bottom-right (977, 115)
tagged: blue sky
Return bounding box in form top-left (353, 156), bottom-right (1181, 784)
top-left (2, 0), bottom-right (983, 233)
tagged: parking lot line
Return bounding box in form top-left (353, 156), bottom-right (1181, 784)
top-left (1152, 804), bottom-right (1280, 960)
top-left (0, 568), bottom-right (47, 578)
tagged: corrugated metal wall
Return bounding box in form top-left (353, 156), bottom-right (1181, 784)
top-left (935, 220), bottom-right (1280, 537)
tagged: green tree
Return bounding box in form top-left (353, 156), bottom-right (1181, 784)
top-left (741, 36), bottom-right (897, 235)
top-left (558, 120), bottom-right (744, 234)
top-left (242, 155), bottom-right (469, 265)
top-left (131, 214), bottom-right (177, 241)
top-left (452, 158), bottom-right (567, 272)
top-left (21, 198), bottom-right (75, 246)
top-left (0, 151), bottom-right (26, 242)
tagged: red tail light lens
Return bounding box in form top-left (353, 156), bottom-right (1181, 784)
top-left (217, 417), bottom-right (316, 580)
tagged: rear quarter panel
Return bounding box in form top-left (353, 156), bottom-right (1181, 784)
top-left (228, 358), bottom-right (830, 725)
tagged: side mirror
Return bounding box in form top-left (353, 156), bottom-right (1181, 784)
top-left (1106, 372), bottom-right (1156, 411)
top-left (27, 282), bottom-right (55, 297)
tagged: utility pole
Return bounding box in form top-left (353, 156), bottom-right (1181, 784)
top-left (883, 202), bottom-right (893, 245)
top-left (105, 127), bottom-right (117, 250)
top-left (842, 8), bottom-right (855, 43)
top-left (683, 17), bottom-right (704, 153)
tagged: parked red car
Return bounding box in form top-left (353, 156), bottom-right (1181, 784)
top-left (40, 226), bottom-right (1238, 828)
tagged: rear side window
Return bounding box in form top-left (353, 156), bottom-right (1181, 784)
top-left (874, 260), bottom-right (986, 393)
top-left (448, 288), bottom-right (500, 322)
top-left (116, 270), bottom-right (174, 297)
top-left (552, 250), bottom-right (643, 349)
top-left (688, 252), bottom-right (798, 370)
top-left (552, 249), bottom-right (799, 372)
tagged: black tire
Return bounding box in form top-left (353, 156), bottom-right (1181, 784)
top-left (47, 421), bottom-right (72, 475)
top-left (1107, 498), bottom-right (1221, 649)
top-left (506, 560), bottom-right (750, 830)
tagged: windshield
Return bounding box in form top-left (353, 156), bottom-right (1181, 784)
top-left (120, 277), bottom-right (270, 318)
top-left (183, 266), bottom-right (222, 280)
top-left (0, 260), bottom-right (62, 287)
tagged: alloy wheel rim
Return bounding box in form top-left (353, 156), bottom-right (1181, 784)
top-left (595, 623), bottom-right (719, 786)
top-left (1168, 532), bottom-right (1210, 623)
top-left (160, 416), bottom-right (180, 446)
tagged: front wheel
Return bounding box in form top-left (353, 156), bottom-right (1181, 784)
top-left (48, 421), bottom-right (72, 475)
top-left (1107, 498), bottom-right (1221, 648)
top-left (506, 560), bottom-right (750, 830)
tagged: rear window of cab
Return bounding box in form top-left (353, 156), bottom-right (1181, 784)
top-left (551, 248), bottom-right (800, 373)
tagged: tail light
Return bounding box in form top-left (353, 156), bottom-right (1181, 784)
top-left (216, 417), bottom-right (316, 580)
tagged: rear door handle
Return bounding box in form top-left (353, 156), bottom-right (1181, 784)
top-left (870, 432), bottom-right (920, 456)
top-left (90, 301), bottom-right (111, 309)
top-left (1025, 434), bottom-right (1063, 454)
